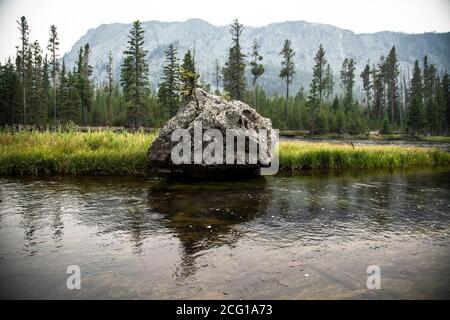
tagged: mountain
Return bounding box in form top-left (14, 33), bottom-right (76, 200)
top-left (63, 18), bottom-right (450, 96)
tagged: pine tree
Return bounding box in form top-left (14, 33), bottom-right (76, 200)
top-left (17, 16), bottom-right (30, 124)
top-left (310, 44), bottom-right (327, 101)
top-left (222, 19), bottom-right (246, 101)
top-left (401, 72), bottom-right (410, 126)
top-left (42, 55), bottom-right (50, 121)
top-left (434, 75), bottom-right (445, 135)
top-left (423, 56), bottom-right (437, 134)
top-left (250, 39), bottom-right (264, 108)
top-left (442, 72), bottom-right (450, 134)
top-left (120, 20), bottom-right (150, 128)
top-left (279, 39), bottom-right (295, 120)
top-left (58, 59), bottom-right (81, 123)
top-left (295, 86), bottom-right (305, 102)
top-left (29, 40), bottom-right (46, 125)
top-left (67, 71), bottom-right (82, 123)
top-left (158, 43), bottom-right (180, 117)
top-left (384, 47), bottom-right (400, 126)
top-left (106, 51), bottom-right (113, 124)
top-left (57, 59), bottom-right (68, 121)
top-left (23, 44), bottom-right (33, 124)
top-left (214, 59), bottom-right (221, 95)
top-left (372, 57), bottom-right (385, 120)
top-left (360, 62), bottom-right (372, 116)
top-left (407, 60), bottom-right (424, 135)
top-left (380, 114), bottom-right (391, 134)
top-left (335, 106), bottom-right (346, 134)
top-left (47, 24), bottom-right (59, 122)
top-left (340, 57), bottom-right (356, 112)
top-left (307, 44), bottom-right (328, 133)
top-left (324, 64), bottom-right (334, 102)
top-left (0, 59), bottom-right (18, 125)
top-left (180, 50), bottom-right (200, 98)
top-left (75, 44), bottom-right (93, 126)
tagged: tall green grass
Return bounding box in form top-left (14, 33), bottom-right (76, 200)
top-left (279, 141), bottom-right (450, 170)
top-left (0, 130), bottom-right (155, 175)
top-left (0, 131), bottom-right (449, 175)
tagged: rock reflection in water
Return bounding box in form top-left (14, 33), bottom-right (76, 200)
top-left (147, 178), bottom-right (270, 277)
top-left (0, 168), bottom-right (449, 299)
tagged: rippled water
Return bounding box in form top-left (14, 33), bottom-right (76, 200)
top-left (0, 168), bottom-right (449, 299)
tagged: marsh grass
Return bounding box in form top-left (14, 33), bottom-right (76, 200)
top-left (417, 135), bottom-right (450, 142)
top-left (279, 141), bottom-right (450, 170)
top-left (0, 131), bottom-right (449, 175)
top-left (0, 130), bottom-right (156, 175)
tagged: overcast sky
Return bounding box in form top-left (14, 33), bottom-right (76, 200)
top-left (1, 0), bottom-right (449, 61)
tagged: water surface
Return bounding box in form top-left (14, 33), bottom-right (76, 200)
top-left (0, 168), bottom-right (449, 299)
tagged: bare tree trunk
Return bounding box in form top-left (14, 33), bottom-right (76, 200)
top-left (253, 83), bottom-right (257, 109)
top-left (285, 79), bottom-right (289, 121)
top-left (53, 75), bottom-right (57, 122)
top-left (22, 40), bottom-right (26, 125)
top-left (23, 77), bottom-right (26, 125)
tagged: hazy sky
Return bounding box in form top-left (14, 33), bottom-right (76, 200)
top-left (1, 0), bottom-right (449, 61)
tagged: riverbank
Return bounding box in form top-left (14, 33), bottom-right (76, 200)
top-left (279, 130), bottom-right (450, 142)
top-left (279, 141), bottom-right (449, 170)
top-left (4, 126), bottom-right (450, 142)
top-left (1, 131), bottom-right (449, 175)
top-left (0, 131), bottom-right (154, 175)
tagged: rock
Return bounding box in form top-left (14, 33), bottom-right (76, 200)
top-left (148, 89), bottom-right (275, 176)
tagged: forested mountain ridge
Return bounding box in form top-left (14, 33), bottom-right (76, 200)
top-left (1, 17), bottom-right (449, 135)
top-left (63, 18), bottom-right (450, 94)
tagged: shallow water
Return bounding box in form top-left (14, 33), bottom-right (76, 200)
top-left (0, 168), bottom-right (449, 299)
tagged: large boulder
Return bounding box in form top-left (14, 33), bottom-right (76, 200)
top-left (148, 89), bottom-right (275, 176)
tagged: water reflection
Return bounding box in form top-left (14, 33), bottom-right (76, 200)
top-left (0, 168), bottom-right (449, 299)
top-left (147, 178), bottom-right (270, 277)
top-left (1, 169), bottom-right (449, 253)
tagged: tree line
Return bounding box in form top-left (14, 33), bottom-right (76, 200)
top-left (1, 17), bottom-right (449, 136)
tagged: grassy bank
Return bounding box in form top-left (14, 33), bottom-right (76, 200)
top-left (0, 131), bottom-right (449, 175)
top-left (0, 131), bottom-right (155, 175)
top-left (279, 130), bottom-right (450, 142)
top-left (279, 141), bottom-right (450, 170)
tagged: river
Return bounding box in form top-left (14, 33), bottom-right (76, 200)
top-left (0, 168), bottom-right (449, 299)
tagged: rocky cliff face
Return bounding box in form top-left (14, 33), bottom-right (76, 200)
top-left (63, 19), bottom-right (450, 95)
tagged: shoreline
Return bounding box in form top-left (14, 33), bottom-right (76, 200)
top-left (1, 131), bottom-right (449, 176)
top-left (279, 131), bottom-right (450, 143)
